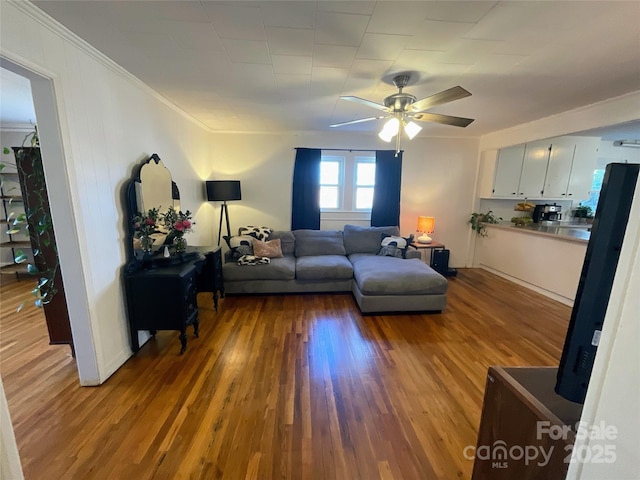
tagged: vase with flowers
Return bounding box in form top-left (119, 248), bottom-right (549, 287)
top-left (132, 208), bottom-right (160, 254)
top-left (162, 206), bottom-right (193, 253)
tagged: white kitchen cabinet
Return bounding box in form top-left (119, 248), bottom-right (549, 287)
top-left (477, 149), bottom-right (498, 198)
top-left (518, 140), bottom-right (551, 197)
top-left (484, 136), bottom-right (600, 201)
top-left (492, 145), bottom-right (525, 197)
top-left (566, 137), bottom-right (600, 200)
top-left (543, 136), bottom-right (576, 198)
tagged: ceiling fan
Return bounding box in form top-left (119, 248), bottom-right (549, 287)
top-left (330, 74), bottom-right (475, 154)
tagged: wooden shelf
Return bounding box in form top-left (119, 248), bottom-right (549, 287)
top-left (0, 240), bottom-right (32, 248)
top-left (0, 195), bottom-right (23, 201)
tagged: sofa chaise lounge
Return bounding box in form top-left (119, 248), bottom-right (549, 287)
top-left (222, 224), bottom-right (448, 313)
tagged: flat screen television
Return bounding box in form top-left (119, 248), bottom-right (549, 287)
top-left (555, 162), bottom-right (639, 404)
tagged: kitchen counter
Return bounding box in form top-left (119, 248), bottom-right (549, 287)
top-left (486, 222), bottom-right (590, 244)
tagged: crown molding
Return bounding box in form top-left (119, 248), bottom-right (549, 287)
top-left (6, 0), bottom-right (214, 133)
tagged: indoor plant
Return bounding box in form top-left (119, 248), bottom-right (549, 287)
top-left (162, 206), bottom-right (193, 253)
top-left (132, 207), bottom-right (160, 253)
top-left (571, 204), bottom-right (594, 222)
top-left (469, 211), bottom-right (502, 237)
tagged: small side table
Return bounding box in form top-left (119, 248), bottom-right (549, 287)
top-left (410, 241), bottom-right (445, 265)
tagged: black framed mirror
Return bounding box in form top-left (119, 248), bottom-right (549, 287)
top-left (125, 154), bottom-right (180, 264)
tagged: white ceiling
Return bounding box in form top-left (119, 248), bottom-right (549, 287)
top-left (12, 1), bottom-right (640, 138)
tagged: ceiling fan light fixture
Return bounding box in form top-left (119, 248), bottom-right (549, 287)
top-left (379, 117), bottom-right (400, 142)
top-left (404, 120), bottom-right (422, 139)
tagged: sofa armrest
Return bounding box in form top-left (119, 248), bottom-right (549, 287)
top-left (405, 249), bottom-right (421, 260)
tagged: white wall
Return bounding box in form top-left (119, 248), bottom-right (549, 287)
top-left (1, 1), bottom-right (216, 385)
top-left (596, 140), bottom-right (640, 167)
top-left (203, 131), bottom-right (480, 267)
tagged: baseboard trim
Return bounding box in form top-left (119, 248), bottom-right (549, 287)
top-left (478, 265), bottom-right (575, 307)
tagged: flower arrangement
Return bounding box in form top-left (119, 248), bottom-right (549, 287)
top-left (132, 208), bottom-right (160, 253)
top-left (162, 206), bottom-right (193, 252)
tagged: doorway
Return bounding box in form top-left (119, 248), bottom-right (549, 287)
top-left (0, 56), bottom-right (99, 384)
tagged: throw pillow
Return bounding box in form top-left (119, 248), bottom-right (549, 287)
top-left (378, 234), bottom-right (414, 258)
top-left (239, 226), bottom-right (273, 242)
top-left (237, 255), bottom-right (271, 266)
top-left (252, 238), bottom-right (283, 258)
top-left (224, 234), bottom-right (255, 260)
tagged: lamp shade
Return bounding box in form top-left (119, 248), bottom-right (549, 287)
top-left (206, 180), bottom-right (242, 201)
top-left (417, 216), bottom-right (435, 234)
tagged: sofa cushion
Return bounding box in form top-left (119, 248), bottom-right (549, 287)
top-left (223, 255), bottom-right (296, 281)
top-left (268, 230), bottom-right (295, 256)
top-left (239, 226), bottom-right (273, 241)
top-left (378, 233), bottom-right (414, 259)
top-left (349, 253), bottom-right (448, 295)
top-left (223, 234), bottom-right (255, 259)
top-left (343, 224), bottom-right (400, 255)
top-left (253, 238), bottom-right (283, 258)
top-left (296, 255), bottom-right (353, 280)
top-left (293, 230), bottom-right (346, 257)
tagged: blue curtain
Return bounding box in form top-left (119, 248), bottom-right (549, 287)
top-left (371, 150), bottom-right (403, 227)
top-left (291, 148), bottom-right (321, 230)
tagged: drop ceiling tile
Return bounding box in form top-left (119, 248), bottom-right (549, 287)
top-left (313, 44), bottom-right (358, 68)
top-left (202, 3), bottom-right (264, 41)
top-left (275, 73), bottom-right (311, 88)
top-left (366, 2), bottom-right (430, 35)
top-left (166, 22), bottom-right (224, 52)
top-left (272, 55), bottom-right (313, 75)
top-left (356, 33), bottom-right (411, 61)
top-left (259, 1), bottom-right (317, 28)
top-left (315, 12), bottom-right (370, 46)
top-left (443, 38), bottom-right (504, 65)
top-left (407, 20), bottom-right (476, 50)
top-left (426, 1), bottom-right (498, 24)
top-left (318, 1), bottom-right (376, 15)
top-left (153, 1), bottom-right (211, 23)
top-left (275, 74), bottom-right (311, 102)
top-left (391, 50), bottom-right (445, 74)
top-left (349, 59), bottom-right (394, 80)
top-left (117, 31), bottom-right (181, 58)
top-left (265, 27), bottom-right (315, 56)
top-left (222, 39), bottom-right (271, 64)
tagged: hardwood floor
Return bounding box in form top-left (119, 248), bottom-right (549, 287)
top-left (0, 268), bottom-right (571, 479)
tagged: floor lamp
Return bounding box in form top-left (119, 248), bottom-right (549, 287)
top-left (206, 180), bottom-right (242, 245)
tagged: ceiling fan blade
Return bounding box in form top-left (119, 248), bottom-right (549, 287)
top-left (340, 96), bottom-right (389, 112)
top-left (330, 115), bottom-right (386, 128)
top-left (409, 86), bottom-right (472, 113)
top-left (411, 112), bottom-right (475, 128)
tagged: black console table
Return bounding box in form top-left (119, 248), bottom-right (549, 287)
top-left (124, 246), bottom-right (223, 354)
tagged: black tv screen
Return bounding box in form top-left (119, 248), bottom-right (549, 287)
top-left (555, 163), bottom-right (639, 404)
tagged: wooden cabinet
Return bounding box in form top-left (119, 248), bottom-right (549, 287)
top-left (472, 366), bottom-right (583, 479)
top-left (492, 145), bottom-right (526, 197)
top-left (124, 247), bottom-right (223, 354)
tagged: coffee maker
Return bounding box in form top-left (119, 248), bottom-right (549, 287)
top-left (533, 203), bottom-right (562, 223)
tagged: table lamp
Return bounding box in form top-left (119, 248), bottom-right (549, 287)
top-left (206, 180), bottom-right (242, 245)
top-left (417, 216), bottom-right (435, 244)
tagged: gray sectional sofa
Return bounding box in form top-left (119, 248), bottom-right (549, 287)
top-left (222, 224), bottom-right (448, 313)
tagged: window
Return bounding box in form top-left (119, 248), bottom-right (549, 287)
top-left (319, 157), bottom-right (342, 210)
top-left (320, 152), bottom-right (375, 211)
top-left (581, 169), bottom-right (605, 213)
